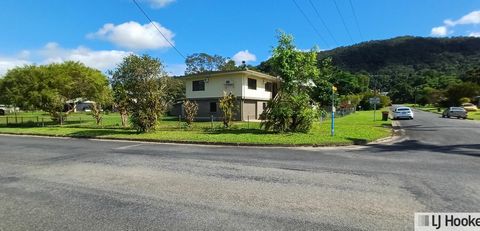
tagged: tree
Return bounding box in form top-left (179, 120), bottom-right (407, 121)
top-left (261, 31), bottom-right (319, 133)
top-left (110, 76), bottom-right (129, 127)
top-left (420, 87), bottom-right (444, 106)
top-left (358, 93), bottom-right (392, 110)
top-left (90, 85), bottom-right (112, 125)
top-left (0, 62), bottom-right (110, 124)
top-left (462, 67), bottom-right (480, 85)
top-left (443, 82), bottom-right (480, 106)
top-left (219, 92), bottom-right (236, 128)
top-left (184, 53), bottom-right (238, 75)
top-left (183, 99), bottom-right (198, 127)
top-left (110, 54), bottom-right (170, 132)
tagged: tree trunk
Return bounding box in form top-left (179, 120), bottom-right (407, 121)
top-left (91, 103), bottom-right (102, 125)
top-left (120, 109), bottom-right (128, 128)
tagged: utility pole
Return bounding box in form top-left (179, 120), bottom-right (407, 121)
top-left (331, 85), bottom-right (337, 136)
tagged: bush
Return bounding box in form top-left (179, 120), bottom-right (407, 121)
top-left (359, 93), bottom-right (392, 110)
top-left (459, 97), bottom-right (471, 104)
top-left (183, 99), bottom-right (198, 127)
top-left (219, 92), bottom-right (236, 128)
top-left (261, 92), bottom-right (315, 133)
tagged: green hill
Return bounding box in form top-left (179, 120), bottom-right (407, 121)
top-left (317, 36), bottom-right (480, 75)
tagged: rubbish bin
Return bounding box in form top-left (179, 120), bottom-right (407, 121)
top-left (381, 111), bottom-right (389, 121)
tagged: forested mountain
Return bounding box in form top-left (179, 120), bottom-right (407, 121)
top-left (256, 36), bottom-right (480, 105)
top-left (317, 36), bottom-right (480, 76)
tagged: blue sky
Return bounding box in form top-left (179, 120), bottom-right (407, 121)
top-left (0, 0), bottom-right (479, 76)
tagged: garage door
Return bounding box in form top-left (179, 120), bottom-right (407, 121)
top-left (243, 101), bottom-right (257, 120)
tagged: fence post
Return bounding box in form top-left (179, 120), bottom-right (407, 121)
top-left (36, 116), bottom-right (39, 126)
top-left (247, 115), bottom-right (250, 129)
top-left (6, 116), bottom-right (8, 126)
top-left (41, 117), bottom-right (44, 127)
top-left (21, 116), bottom-right (24, 124)
top-left (210, 115), bottom-right (213, 129)
top-left (178, 115), bottom-right (181, 128)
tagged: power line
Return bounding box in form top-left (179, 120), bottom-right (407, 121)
top-left (292, 0), bottom-right (330, 48)
top-left (308, 0), bottom-right (339, 46)
top-left (132, 0), bottom-right (186, 59)
top-left (332, 0), bottom-right (354, 44)
top-left (348, 0), bottom-right (364, 41)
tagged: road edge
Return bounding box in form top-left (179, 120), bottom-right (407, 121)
top-left (0, 128), bottom-right (397, 148)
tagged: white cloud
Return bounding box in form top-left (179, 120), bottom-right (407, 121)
top-left (469, 32), bottom-right (480, 37)
top-left (88, 21), bottom-right (175, 50)
top-left (144, 0), bottom-right (175, 8)
top-left (0, 43), bottom-right (132, 76)
top-left (430, 26), bottom-right (448, 37)
top-left (446, 10), bottom-right (480, 26)
top-left (0, 58), bottom-right (30, 76)
top-left (38, 42), bottom-right (132, 70)
top-left (432, 10), bottom-right (480, 37)
top-left (232, 50), bottom-right (257, 65)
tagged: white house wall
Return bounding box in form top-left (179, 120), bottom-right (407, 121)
top-left (242, 75), bottom-right (273, 100)
top-left (186, 75), bottom-right (243, 99)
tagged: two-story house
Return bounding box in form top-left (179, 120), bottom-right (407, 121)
top-left (172, 70), bottom-right (279, 121)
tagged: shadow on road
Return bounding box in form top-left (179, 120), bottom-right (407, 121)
top-left (366, 140), bottom-right (480, 157)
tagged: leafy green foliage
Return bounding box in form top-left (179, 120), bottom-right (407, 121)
top-left (110, 73), bottom-right (129, 127)
top-left (315, 36), bottom-right (480, 104)
top-left (110, 54), bottom-right (170, 132)
top-left (261, 31), bottom-right (318, 132)
top-left (261, 92), bottom-right (316, 133)
top-left (318, 36), bottom-right (480, 75)
top-left (358, 93), bottom-right (392, 110)
top-left (219, 92), bottom-right (236, 128)
top-left (184, 53), bottom-right (238, 75)
top-left (443, 82), bottom-right (480, 106)
top-left (309, 58), bottom-right (368, 106)
top-left (0, 62), bottom-right (111, 124)
top-left (270, 32), bottom-right (319, 93)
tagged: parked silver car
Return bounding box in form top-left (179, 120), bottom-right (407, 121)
top-left (442, 107), bottom-right (467, 119)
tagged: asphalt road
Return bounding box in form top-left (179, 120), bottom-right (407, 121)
top-left (0, 109), bottom-right (479, 230)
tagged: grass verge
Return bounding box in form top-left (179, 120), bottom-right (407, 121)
top-left (0, 110), bottom-right (392, 146)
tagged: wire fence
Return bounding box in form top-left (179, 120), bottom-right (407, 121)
top-left (0, 115), bottom-right (113, 127)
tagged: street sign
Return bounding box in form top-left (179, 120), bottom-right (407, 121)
top-left (369, 97), bottom-right (380, 104)
top-left (369, 97), bottom-right (380, 121)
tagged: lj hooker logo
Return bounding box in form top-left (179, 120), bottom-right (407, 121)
top-left (415, 213), bottom-right (480, 231)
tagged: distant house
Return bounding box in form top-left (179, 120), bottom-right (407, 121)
top-left (172, 70), bottom-right (280, 121)
top-left (65, 99), bottom-right (95, 112)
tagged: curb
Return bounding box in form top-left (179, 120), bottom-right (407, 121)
top-left (0, 130), bottom-right (395, 148)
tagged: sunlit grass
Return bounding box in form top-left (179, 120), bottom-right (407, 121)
top-left (0, 110), bottom-right (392, 146)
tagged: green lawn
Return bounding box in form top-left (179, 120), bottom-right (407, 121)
top-left (0, 110), bottom-right (392, 146)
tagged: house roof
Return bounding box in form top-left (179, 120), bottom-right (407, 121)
top-left (178, 69), bottom-right (280, 82)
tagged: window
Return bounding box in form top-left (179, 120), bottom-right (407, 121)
top-left (248, 78), bottom-right (257, 90)
top-left (265, 82), bottom-right (273, 92)
top-left (210, 102), bottom-right (217, 113)
top-left (192, 80), bottom-right (205, 91)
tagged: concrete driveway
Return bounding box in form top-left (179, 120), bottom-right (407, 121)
top-left (0, 109), bottom-right (479, 230)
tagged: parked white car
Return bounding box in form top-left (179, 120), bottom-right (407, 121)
top-left (392, 106), bottom-right (414, 120)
